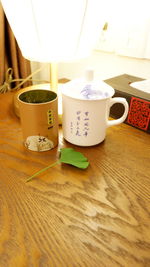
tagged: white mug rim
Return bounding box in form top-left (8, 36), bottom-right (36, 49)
top-left (62, 88), bottom-right (115, 101)
top-left (61, 81), bottom-right (115, 101)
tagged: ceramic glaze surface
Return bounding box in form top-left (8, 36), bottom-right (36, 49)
top-left (62, 80), bottom-right (129, 146)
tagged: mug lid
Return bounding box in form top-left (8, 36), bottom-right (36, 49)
top-left (61, 78), bottom-right (114, 100)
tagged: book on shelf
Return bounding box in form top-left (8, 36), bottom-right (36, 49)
top-left (105, 74), bottom-right (150, 133)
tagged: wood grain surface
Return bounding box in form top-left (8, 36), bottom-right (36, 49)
top-left (0, 91), bottom-right (150, 267)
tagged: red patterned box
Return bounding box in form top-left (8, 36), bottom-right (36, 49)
top-left (127, 97), bottom-right (150, 131)
top-left (105, 74), bottom-right (150, 133)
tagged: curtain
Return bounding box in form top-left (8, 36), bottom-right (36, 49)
top-left (0, 3), bottom-right (32, 91)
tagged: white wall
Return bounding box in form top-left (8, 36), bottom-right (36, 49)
top-left (31, 50), bottom-right (150, 82)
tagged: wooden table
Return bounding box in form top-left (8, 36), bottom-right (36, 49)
top-left (0, 91), bottom-right (150, 267)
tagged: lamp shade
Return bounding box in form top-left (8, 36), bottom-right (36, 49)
top-left (1, 0), bottom-right (105, 62)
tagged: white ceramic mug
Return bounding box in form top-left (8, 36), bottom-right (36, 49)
top-left (62, 79), bottom-right (129, 146)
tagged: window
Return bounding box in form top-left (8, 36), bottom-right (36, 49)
top-left (95, 0), bottom-right (150, 59)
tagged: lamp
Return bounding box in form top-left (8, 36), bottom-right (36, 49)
top-left (1, 0), bottom-right (106, 122)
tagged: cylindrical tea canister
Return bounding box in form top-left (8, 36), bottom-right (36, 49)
top-left (18, 89), bottom-right (58, 151)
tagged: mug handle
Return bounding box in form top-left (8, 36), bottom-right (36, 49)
top-left (107, 97), bottom-right (129, 127)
